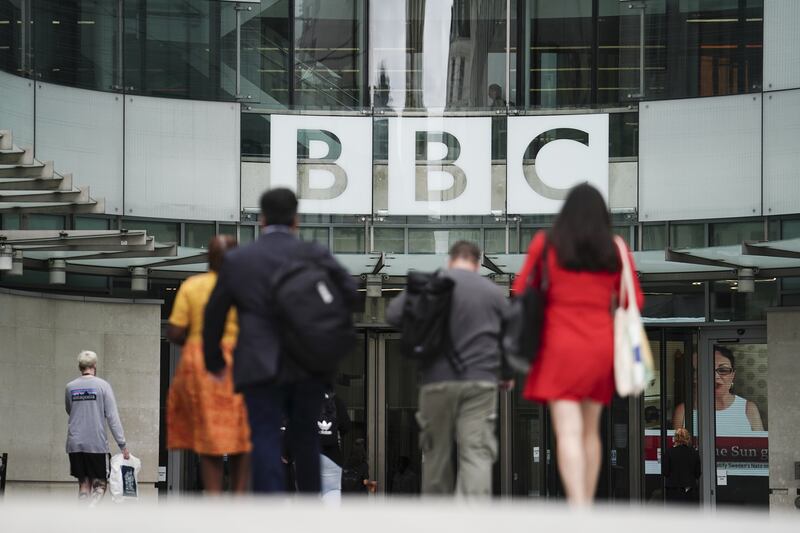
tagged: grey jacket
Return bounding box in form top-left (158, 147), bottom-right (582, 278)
top-left (65, 375), bottom-right (126, 454)
top-left (386, 268), bottom-right (508, 385)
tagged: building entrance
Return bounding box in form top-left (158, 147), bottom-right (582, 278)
top-left (643, 326), bottom-right (768, 508)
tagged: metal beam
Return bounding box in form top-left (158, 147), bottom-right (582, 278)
top-left (665, 248), bottom-right (740, 270)
top-left (742, 242), bottom-right (800, 260)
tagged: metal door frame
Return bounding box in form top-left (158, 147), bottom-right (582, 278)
top-left (697, 325), bottom-right (766, 508)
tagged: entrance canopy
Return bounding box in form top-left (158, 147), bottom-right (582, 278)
top-left (4, 237), bottom-right (800, 285)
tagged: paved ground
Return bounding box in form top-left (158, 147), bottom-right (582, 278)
top-left (3, 497), bottom-right (797, 532)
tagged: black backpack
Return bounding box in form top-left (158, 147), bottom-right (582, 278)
top-left (317, 392), bottom-right (339, 448)
top-left (399, 270), bottom-right (463, 372)
top-left (270, 250), bottom-right (356, 376)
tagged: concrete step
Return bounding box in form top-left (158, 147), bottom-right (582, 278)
top-left (0, 146), bottom-right (33, 165)
top-left (0, 160), bottom-right (54, 179)
top-left (0, 129), bottom-right (12, 150)
top-left (0, 172), bottom-right (73, 191)
top-left (0, 185), bottom-right (88, 203)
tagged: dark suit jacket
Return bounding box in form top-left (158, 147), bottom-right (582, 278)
top-left (662, 444), bottom-right (701, 488)
top-left (203, 229), bottom-right (357, 390)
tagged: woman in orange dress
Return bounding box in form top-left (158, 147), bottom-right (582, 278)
top-left (166, 235), bottom-right (251, 493)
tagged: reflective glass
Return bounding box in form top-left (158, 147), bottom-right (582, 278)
top-left (27, 214), bottom-right (65, 230)
top-left (670, 223), bottom-right (704, 249)
top-left (782, 219), bottom-right (800, 239)
top-left (642, 224), bottom-right (666, 251)
top-left (525, 0), bottom-right (593, 108)
top-left (609, 112), bottom-right (638, 158)
top-left (75, 216), bottom-right (109, 230)
top-left (408, 228), bottom-right (480, 254)
top-left (711, 279), bottom-right (777, 322)
top-left (185, 223), bottom-right (215, 249)
top-left (641, 281), bottom-right (705, 320)
top-left (123, 219), bottom-right (179, 244)
top-left (218, 224), bottom-right (237, 237)
top-left (294, 0), bottom-right (363, 109)
top-left (0, 0), bottom-right (23, 74)
top-left (239, 224), bottom-right (256, 244)
top-left (373, 227), bottom-right (405, 253)
top-left (123, 0), bottom-right (233, 100)
top-left (299, 226), bottom-right (329, 245)
top-left (0, 213), bottom-right (20, 230)
top-left (710, 221), bottom-right (763, 246)
top-left (370, 0), bottom-right (509, 111)
top-left (33, 0), bottom-right (118, 91)
top-left (241, 0), bottom-right (290, 106)
top-left (333, 226), bottom-right (365, 253)
top-left (241, 112), bottom-right (270, 157)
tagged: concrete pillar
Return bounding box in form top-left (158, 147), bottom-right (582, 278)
top-left (767, 308), bottom-right (800, 512)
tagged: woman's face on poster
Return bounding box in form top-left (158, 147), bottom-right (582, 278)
top-left (714, 351), bottom-right (735, 399)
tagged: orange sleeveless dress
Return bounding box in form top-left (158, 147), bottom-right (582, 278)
top-left (167, 272), bottom-right (251, 455)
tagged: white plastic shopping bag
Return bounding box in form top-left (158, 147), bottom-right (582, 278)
top-left (613, 237), bottom-right (654, 397)
top-left (109, 453), bottom-right (141, 503)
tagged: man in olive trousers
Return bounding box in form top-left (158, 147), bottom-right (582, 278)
top-left (386, 241), bottom-right (509, 496)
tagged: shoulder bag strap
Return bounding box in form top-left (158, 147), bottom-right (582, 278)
top-left (614, 236), bottom-right (637, 311)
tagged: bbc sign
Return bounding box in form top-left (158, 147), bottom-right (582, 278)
top-left (269, 114), bottom-right (609, 215)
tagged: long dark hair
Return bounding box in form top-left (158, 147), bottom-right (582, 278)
top-left (549, 183), bottom-right (620, 272)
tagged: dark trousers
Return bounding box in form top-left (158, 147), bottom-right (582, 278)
top-left (244, 380), bottom-right (325, 494)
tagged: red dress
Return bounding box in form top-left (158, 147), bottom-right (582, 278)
top-left (513, 231), bottom-right (644, 405)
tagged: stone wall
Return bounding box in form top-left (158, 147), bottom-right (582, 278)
top-left (0, 289), bottom-right (161, 498)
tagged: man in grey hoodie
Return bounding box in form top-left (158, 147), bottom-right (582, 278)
top-left (65, 350), bottom-right (129, 504)
top-left (386, 241), bottom-right (509, 496)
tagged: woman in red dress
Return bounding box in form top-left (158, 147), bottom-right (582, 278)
top-left (514, 184), bottom-right (643, 505)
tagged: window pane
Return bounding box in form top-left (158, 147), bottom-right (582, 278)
top-left (0, 0), bottom-right (22, 73)
top-left (299, 226), bottom-right (329, 245)
top-left (782, 219), bottom-right (800, 239)
top-left (642, 224), bottom-right (665, 251)
top-left (711, 279), bottom-right (777, 322)
top-left (370, 0), bottom-right (509, 111)
top-left (185, 223), bottom-right (215, 249)
top-left (609, 112), bottom-right (638, 158)
top-left (374, 227), bottom-right (404, 253)
top-left (75, 216), bottom-right (109, 230)
top-left (123, 0), bottom-right (233, 100)
top-left (1, 214), bottom-right (20, 230)
top-left (33, 0), bottom-right (118, 91)
top-left (242, 0), bottom-right (290, 106)
top-left (218, 224), bottom-right (237, 237)
top-left (239, 225), bottom-right (256, 244)
top-left (294, 0), bottom-right (363, 109)
top-left (124, 220), bottom-right (179, 244)
top-left (527, 0), bottom-right (593, 108)
top-left (484, 228), bottom-right (507, 254)
top-left (27, 214), bottom-right (65, 230)
top-left (333, 227), bottom-right (365, 253)
top-left (241, 113), bottom-right (270, 158)
top-left (641, 281), bottom-right (705, 320)
top-left (670, 223), bottom-right (704, 249)
top-left (711, 221), bottom-right (763, 246)
top-left (408, 228), bottom-right (480, 254)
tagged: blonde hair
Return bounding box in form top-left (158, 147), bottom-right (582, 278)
top-left (674, 427), bottom-right (691, 446)
top-left (77, 350), bottom-right (98, 371)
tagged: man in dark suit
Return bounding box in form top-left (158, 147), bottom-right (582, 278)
top-left (203, 188), bottom-right (357, 494)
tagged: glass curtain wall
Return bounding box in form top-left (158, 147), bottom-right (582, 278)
top-left (522, 0), bottom-right (762, 108)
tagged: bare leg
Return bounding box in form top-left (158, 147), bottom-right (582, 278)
top-left (78, 479), bottom-right (91, 501)
top-left (549, 400), bottom-right (587, 506)
top-left (227, 453), bottom-right (251, 494)
top-left (580, 401), bottom-right (604, 503)
top-left (89, 479), bottom-right (107, 507)
top-left (199, 455), bottom-right (225, 494)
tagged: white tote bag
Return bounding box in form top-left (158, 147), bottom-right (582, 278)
top-left (109, 453), bottom-right (142, 503)
top-left (613, 237), bottom-right (653, 397)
